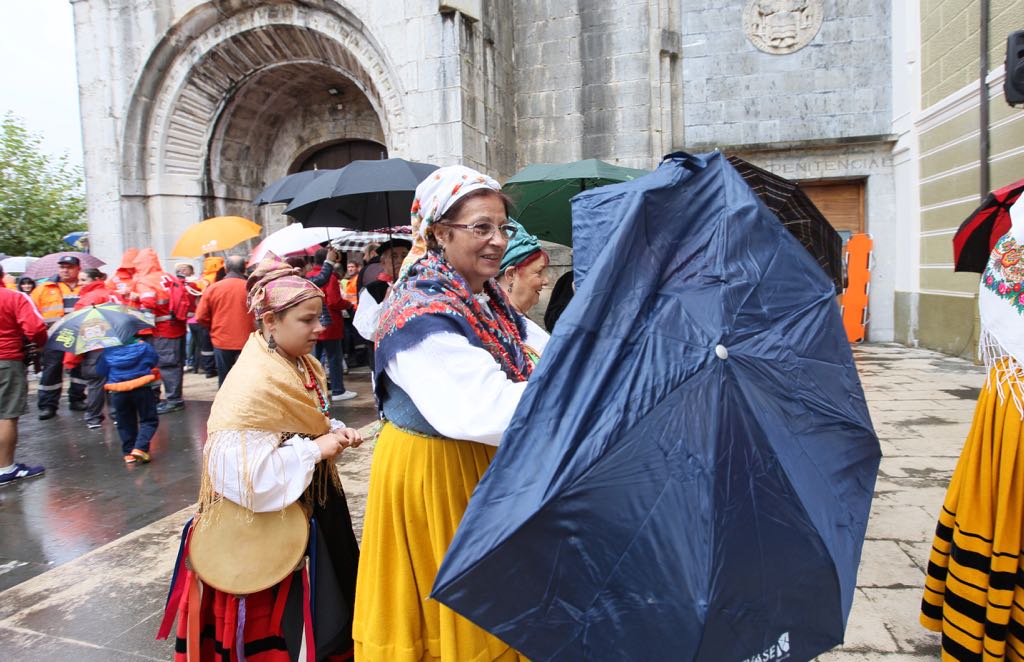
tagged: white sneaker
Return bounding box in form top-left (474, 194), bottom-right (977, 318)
top-left (331, 390), bottom-right (358, 402)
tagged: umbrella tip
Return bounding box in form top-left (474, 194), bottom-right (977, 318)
top-left (715, 344), bottom-right (729, 360)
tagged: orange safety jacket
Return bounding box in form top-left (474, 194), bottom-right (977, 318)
top-left (131, 249), bottom-right (186, 338)
top-left (197, 257), bottom-right (224, 292)
top-left (30, 280), bottom-right (81, 323)
top-left (342, 277), bottom-right (359, 309)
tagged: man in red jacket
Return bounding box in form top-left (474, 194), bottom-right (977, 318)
top-left (308, 248), bottom-right (356, 401)
top-left (131, 249), bottom-right (191, 414)
top-left (0, 264), bottom-right (48, 485)
top-left (194, 255), bottom-right (254, 386)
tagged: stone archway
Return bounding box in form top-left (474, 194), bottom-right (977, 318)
top-left (120, 2), bottom-right (406, 251)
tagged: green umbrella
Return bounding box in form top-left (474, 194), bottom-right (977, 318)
top-left (503, 159), bottom-right (649, 246)
top-left (45, 304), bottom-right (155, 355)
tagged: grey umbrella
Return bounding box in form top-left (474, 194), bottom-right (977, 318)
top-left (252, 169), bottom-right (336, 205)
top-left (283, 158), bottom-right (438, 229)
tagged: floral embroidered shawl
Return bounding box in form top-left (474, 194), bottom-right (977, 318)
top-left (374, 250), bottom-right (534, 399)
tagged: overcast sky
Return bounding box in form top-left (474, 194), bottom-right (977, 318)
top-left (0, 0), bottom-right (83, 168)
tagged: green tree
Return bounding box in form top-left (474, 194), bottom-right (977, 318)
top-left (0, 112), bottom-right (86, 256)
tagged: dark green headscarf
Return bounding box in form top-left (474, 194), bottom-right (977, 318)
top-left (499, 219), bottom-right (542, 275)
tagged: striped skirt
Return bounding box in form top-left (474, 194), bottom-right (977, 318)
top-left (921, 367), bottom-right (1024, 660)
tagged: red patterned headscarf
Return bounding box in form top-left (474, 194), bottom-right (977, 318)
top-left (246, 253), bottom-right (323, 316)
top-left (403, 165), bottom-right (501, 278)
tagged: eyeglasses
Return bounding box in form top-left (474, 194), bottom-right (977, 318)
top-left (441, 221), bottom-right (518, 240)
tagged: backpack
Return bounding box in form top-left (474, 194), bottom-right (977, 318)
top-left (165, 276), bottom-right (196, 321)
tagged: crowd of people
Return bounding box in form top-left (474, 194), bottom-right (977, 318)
top-left (148, 165), bottom-right (560, 661)
top-left (4, 165), bottom-right (594, 660)
top-left (0, 240), bottom-right (399, 483)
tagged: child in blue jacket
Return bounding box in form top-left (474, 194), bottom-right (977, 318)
top-left (96, 340), bottom-right (160, 463)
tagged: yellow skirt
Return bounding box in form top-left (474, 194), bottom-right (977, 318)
top-left (921, 367), bottom-right (1024, 660)
top-left (353, 423), bottom-right (527, 662)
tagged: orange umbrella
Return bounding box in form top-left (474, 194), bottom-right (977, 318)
top-left (171, 216), bottom-right (262, 257)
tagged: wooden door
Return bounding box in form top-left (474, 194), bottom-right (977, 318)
top-left (799, 179), bottom-right (866, 242)
top-left (294, 140), bottom-right (387, 172)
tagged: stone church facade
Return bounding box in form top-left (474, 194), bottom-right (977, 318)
top-left (72, 0), bottom-right (897, 337)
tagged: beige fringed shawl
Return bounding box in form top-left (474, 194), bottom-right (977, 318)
top-left (198, 332), bottom-right (340, 515)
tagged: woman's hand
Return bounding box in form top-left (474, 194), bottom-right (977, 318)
top-left (313, 432), bottom-right (345, 460)
top-left (338, 427), bottom-right (363, 448)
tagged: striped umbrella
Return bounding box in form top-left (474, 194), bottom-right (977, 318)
top-left (330, 227), bottom-right (412, 252)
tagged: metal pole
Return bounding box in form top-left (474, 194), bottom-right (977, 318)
top-left (979, 0), bottom-right (991, 198)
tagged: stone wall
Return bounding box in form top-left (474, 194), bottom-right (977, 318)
top-left (511, 0), bottom-right (677, 171)
top-left (456, 0), bottom-right (518, 179)
top-left (682, 0), bottom-right (892, 150)
top-left (512, 0), bottom-right (584, 167)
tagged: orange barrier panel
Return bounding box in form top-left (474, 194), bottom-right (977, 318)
top-left (840, 233), bottom-right (873, 343)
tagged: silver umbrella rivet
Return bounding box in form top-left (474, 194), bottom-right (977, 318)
top-left (715, 344), bottom-right (729, 360)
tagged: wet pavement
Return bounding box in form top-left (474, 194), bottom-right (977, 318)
top-left (0, 366), bottom-right (380, 594)
top-left (0, 344), bottom-right (988, 660)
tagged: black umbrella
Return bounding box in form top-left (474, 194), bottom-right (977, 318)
top-left (727, 156), bottom-right (844, 292)
top-left (251, 169), bottom-right (336, 205)
top-left (283, 158), bottom-right (439, 229)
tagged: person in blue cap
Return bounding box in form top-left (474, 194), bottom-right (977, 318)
top-left (497, 219), bottom-right (550, 360)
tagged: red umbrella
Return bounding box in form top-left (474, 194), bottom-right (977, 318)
top-left (23, 251), bottom-right (106, 279)
top-left (953, 177), bottom-right (1024, 273)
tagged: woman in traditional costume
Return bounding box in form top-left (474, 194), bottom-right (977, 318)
top-left (353, 166), bottom-right (541, 661)
top-left (496, 219), bottom-right (551, 360)
top-left (920, 195), bottom-right (1024, 659)
top-left (158, 254), bottom-right (363, 661)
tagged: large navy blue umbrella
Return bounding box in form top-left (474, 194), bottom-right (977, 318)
top-left (431, 151), bottom-right (880, 661)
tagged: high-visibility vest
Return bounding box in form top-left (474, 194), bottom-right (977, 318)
top-left (31, 281), bottom-right (81, 322)
top-left (342, 277), bottom-right (359, 308)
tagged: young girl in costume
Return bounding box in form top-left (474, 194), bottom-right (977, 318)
top-left (158, 253), bottom-right (362, 661)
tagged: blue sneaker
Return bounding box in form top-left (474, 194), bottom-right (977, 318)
top-left (0, 463), bottom-right (45, 486)
top-left (156, 401), bottom-right (185, 415)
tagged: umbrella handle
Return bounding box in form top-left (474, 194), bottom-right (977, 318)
top-left (660, 151), bottom-right (710, 172)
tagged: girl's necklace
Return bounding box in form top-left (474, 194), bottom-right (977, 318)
top-left (295, 355), bottom-right (330, 416)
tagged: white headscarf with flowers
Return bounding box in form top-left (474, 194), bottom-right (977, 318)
top-left (402, 165), bottom-right (501, 278)
top-left (979, 195), bottom-right (1024, 412)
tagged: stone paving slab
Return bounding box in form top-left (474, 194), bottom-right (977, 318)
top-left (0, 343), bottom-right (986, 659)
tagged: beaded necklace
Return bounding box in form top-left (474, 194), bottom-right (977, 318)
top-left (296, 354), bottom-right (330, 416)
top-left (470, 292), bottom-right (531, 382)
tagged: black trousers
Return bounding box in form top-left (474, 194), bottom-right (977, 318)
top-left (37, 348), bottom-right (85, 410)
top-left (213, 348), bottom-right (241, 387)
top-left (193, 325), bottom-right (215, 374)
